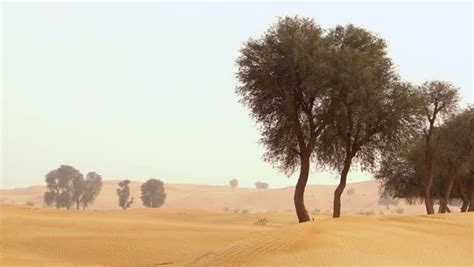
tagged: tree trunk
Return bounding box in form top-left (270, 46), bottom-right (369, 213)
top-left (459, 185), bottom-right (469, 212)
top-left (333, 158), bottom-right (352, 218)
top-left (468, 181), bottom-right (474, 212)
top-left (76, 200), bottom-right (80, 210)
top-left (294, 153), bottom-right (311, 223)
top-left (439, 170), bottom-right (456, 213)
top-left (424, 150), bottom-right (435, 214)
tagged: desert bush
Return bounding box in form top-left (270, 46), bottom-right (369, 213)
top-left (223, 207), bottom-right (230, 212)
top-left (233, 208), bottom-right (240, 213)
top-left (395, 208), bottom-right (404, 214)
top-left (254, 217), bottom-right (269, 225)
top-left (356, 210), bottom-right (375, 216)
top-left (25, 201), bottom-right (35, 207)
top-left (379, 210), bottom-right (384, 215)
top-left (242, 209), bottom-right (249, 214)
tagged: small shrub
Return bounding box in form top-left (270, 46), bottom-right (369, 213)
top-left (233, 208), bottom-right (240, 213)
top-left (395, 208), bottom-right (404, 214)
top-left (242, 209), bottom-right (249, 214)
top-left (25, 201), bottom-right (35, 207)
top-left (356, 210), bottom-right (375, 216)
top-left (223, 207), bottom-right (230, 212)
top-left (379, 210), bottom-right (384, 215)
top-left (255, 217), bottom-right (269, 225)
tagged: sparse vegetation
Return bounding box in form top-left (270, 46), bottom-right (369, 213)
top-left (25, 201), bottom-right (34, 207)
top-left (254, 217), bottom-right (269, 225)
top-left (395, 208), bottom-right (404, 214)
top-left (242, 209), bottom-right (249, 214)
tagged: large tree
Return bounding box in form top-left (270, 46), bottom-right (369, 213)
top-left (43, 165), bottom-right (83, 209)
top-left (140, 179), bottom-right (166, 208)
top-left (236, 16), bottom-right (335, 222)
top-left (316, 25), bottom-right (423, 218)
top-left (419, 81), bottom-right (459, 214)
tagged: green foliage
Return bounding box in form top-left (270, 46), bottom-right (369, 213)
top-left (236, 16), bottom-right (332, 175)
top-left (141, 179), bottom-right (166, 208)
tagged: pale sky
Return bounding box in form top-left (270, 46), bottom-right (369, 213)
top-left (1, 2), bottom-right (472, 189)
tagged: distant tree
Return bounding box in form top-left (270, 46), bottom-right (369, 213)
top-left (419, 81), bottom-right (459, 214)
top-left (255, 181), bottom-right (269, 190)
top-left (378, 195), bottom-right (400, 210)
top-left (117, 180), bottom-right (134, 209)
top-left (80, 172), bottom-right (103, 210)
top-left (236, 17), bottom-right (335, 223)
top-left (43, 165), bottom-right (83, 209)
top-left (229, 179), bottom-right (238, 190)
top-left (141, 179), bottom-right (166, 208)
top-left (346, 188), bottom-right (355, 196)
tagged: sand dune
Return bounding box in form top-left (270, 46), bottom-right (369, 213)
top-left (1, 205), bottom-right (472, 266)
top-left (188, 213), bottom-right (474, 266)
top-left (0, 180), bottom-right (437, 215)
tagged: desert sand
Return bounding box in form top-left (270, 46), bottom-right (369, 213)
top-left (1, 205), bottom-right (472, 266)
top-left (0, 180), bottom-right (438, 214)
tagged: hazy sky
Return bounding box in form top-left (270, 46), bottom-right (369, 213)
top-left (1, 2), bottom-right (472, 189)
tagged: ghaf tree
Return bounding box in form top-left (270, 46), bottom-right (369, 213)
top-left (236, 16), bottom-right (335, 223)
top-left (116, 179), bottom-right (134, 209)
top-left (141, 179), bottom-right (166, 208)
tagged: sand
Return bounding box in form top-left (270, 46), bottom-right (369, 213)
top-left (0, 180), bottom-right (436, 214)
top-left (1, 205), bottom-right (472, 266)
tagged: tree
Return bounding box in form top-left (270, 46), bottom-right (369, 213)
top-left (43, 165), bottom-right (83, 209)
top-left (436, 108), bottom-right (474, 213)
top-left (255, 181), bottom-right (269, 190)
top-left (116, 180), bottom-right (134, 209)
top-left (419, 81), bottom-right (459, 214)
top-left (80, 172), bottom-right (103, 210)
top-left (316, 25), bottom-right (423, 218)
top-left (229, 178), bottom-right (238, 190)
top-left (236, 16), bottom-right (335, 223)
top-left (141, 179), bottom-right (166, 208)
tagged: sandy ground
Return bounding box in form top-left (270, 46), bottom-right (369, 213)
top-left (1, 205), bottom-right (472, 266)
top-left (0, 180), bottom-right (441, 214)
